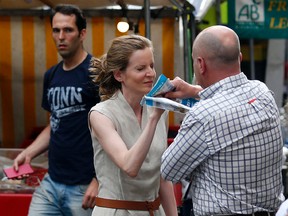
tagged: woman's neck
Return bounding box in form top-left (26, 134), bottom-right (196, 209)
top-left (122, 90), bottom-right (143, 124)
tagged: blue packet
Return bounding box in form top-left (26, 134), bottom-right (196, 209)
top-left (142, 74), bottom-right (199, 112)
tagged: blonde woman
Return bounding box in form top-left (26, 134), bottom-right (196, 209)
top-left (89, 35), bottom-right (177, 216)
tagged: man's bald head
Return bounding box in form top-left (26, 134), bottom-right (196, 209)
top-left (193, 25), bottom-right (241, 67)
top-left (192, 25), bottom-right (242, 88)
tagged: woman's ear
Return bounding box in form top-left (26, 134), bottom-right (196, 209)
top-left (113, 70), bottom-right (122, 82)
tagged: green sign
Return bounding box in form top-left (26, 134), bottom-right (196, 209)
top-left (228, 0), bottom-right (288, 38)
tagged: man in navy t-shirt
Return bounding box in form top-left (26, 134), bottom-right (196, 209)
top-left (13, 4), bottom-right (100, 216)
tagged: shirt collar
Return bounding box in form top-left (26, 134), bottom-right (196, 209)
top-left (199, 72), bottom-right (248, 100)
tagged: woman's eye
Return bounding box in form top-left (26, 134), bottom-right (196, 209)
top-left (137, 67), bottom-right (144, 71)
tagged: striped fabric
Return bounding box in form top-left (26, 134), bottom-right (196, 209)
top-left (0, 15), bottom-right (184, 148)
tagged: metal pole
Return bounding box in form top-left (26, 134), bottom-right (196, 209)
top-left (249, 39), bottom-right (255, 80)
top-left (182, 10), bottom-right (189, 82)
top-left (190, 15), bottom-right (196, 42)
top-left (215, 0), bottom-right (221, 24)
top-left (144, 0), bottom-right (151, 39)
top-left (189, 9), bottom-right (196, 84)
top-left (169, 0), bottom-right (184, 13)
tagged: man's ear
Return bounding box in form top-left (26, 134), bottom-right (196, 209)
top-left (113, 70), bottom-right (122, 82)
top-left (80, 29), bottom-right (87, 41)
top-left (198, 57), bottom-right (206, 75)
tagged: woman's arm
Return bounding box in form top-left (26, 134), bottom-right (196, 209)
top-left (89, 108), bottom-right (164, 177)
top-left (159, 176), bottom-right (178, 216)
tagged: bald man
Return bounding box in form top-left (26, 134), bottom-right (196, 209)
top-left (161, 25), bottom-right (284, 216)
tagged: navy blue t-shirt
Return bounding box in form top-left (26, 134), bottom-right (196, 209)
top-left (42, 54), bottom-right (100, 185)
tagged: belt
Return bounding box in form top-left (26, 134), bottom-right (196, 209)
top-left (95, 196), bottom-right (161, 216)
top-left (213, 212), bottom-right (276, 216)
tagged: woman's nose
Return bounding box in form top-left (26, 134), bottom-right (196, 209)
top-left (147, 67), bottom-right (155, 76)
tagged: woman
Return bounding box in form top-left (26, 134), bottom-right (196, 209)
top-left (89, 35), bottom-right (177, 216)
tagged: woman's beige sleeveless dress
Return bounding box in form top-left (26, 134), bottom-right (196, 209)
top-left (89, 91), bottom-right (168, 216)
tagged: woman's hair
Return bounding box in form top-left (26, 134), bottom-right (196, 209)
top-left (89, 34), bottom-right (153, 101)
top-left (50, 4), bottom-right (87, 32)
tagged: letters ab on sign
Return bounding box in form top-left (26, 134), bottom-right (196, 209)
top-left (228, 0), bottom-right (288, 39)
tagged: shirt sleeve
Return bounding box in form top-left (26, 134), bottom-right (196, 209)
top-left (161, 111), bottom-right (210, 183)
top-left (41, 69), bottom-right (51, 112)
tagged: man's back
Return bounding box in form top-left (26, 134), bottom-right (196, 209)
top-left (162, 73), bottom-right (284, 215)
top-left (161, 24), bottom-right (284, 216)
top-left (194, 74), bottom-right (283, 214)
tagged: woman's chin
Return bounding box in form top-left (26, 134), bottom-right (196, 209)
top-left (144, 89), bottom-right (152, 95)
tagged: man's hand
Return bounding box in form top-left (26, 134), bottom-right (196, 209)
top-left (82, 177), bottom-right (99, 209)
top-left (13, 150), bottom-right (32, 172)
top-left (164, 77), bottom-right (202, 99)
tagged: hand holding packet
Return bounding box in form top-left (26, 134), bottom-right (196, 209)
top-left (3, 164), bottom-right (34, 179)
top-left (141, 74), bottom-right (198, 113)
top-left (143, 96), bottom-right (192, 113)
top-left (146, 73), bottom-right (175, 97)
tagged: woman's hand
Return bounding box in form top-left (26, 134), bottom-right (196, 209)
top-left (151, 107), bottom-right (165, 120)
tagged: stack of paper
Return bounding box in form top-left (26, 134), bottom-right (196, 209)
top-left (141, 74), bottom-right (198, 113)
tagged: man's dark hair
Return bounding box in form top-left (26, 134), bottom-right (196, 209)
top-left (50, 4), bottom-right (87, 32)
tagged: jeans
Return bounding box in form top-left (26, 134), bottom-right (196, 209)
top-left (28, 174), bottom-right (93, 216)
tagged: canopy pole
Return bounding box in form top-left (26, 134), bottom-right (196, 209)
top-left (144, 0), bottom-right (151, 39)
top-left (249, 39), bottom-right (255, 80)
top-left (182, 9), bottom-right (189, 82)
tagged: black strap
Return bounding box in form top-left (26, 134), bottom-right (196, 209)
top-left (183, 181), bottom-right (192, 200)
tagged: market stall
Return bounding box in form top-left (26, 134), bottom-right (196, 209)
top-left (0, 148), bottom-right (48, 215)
